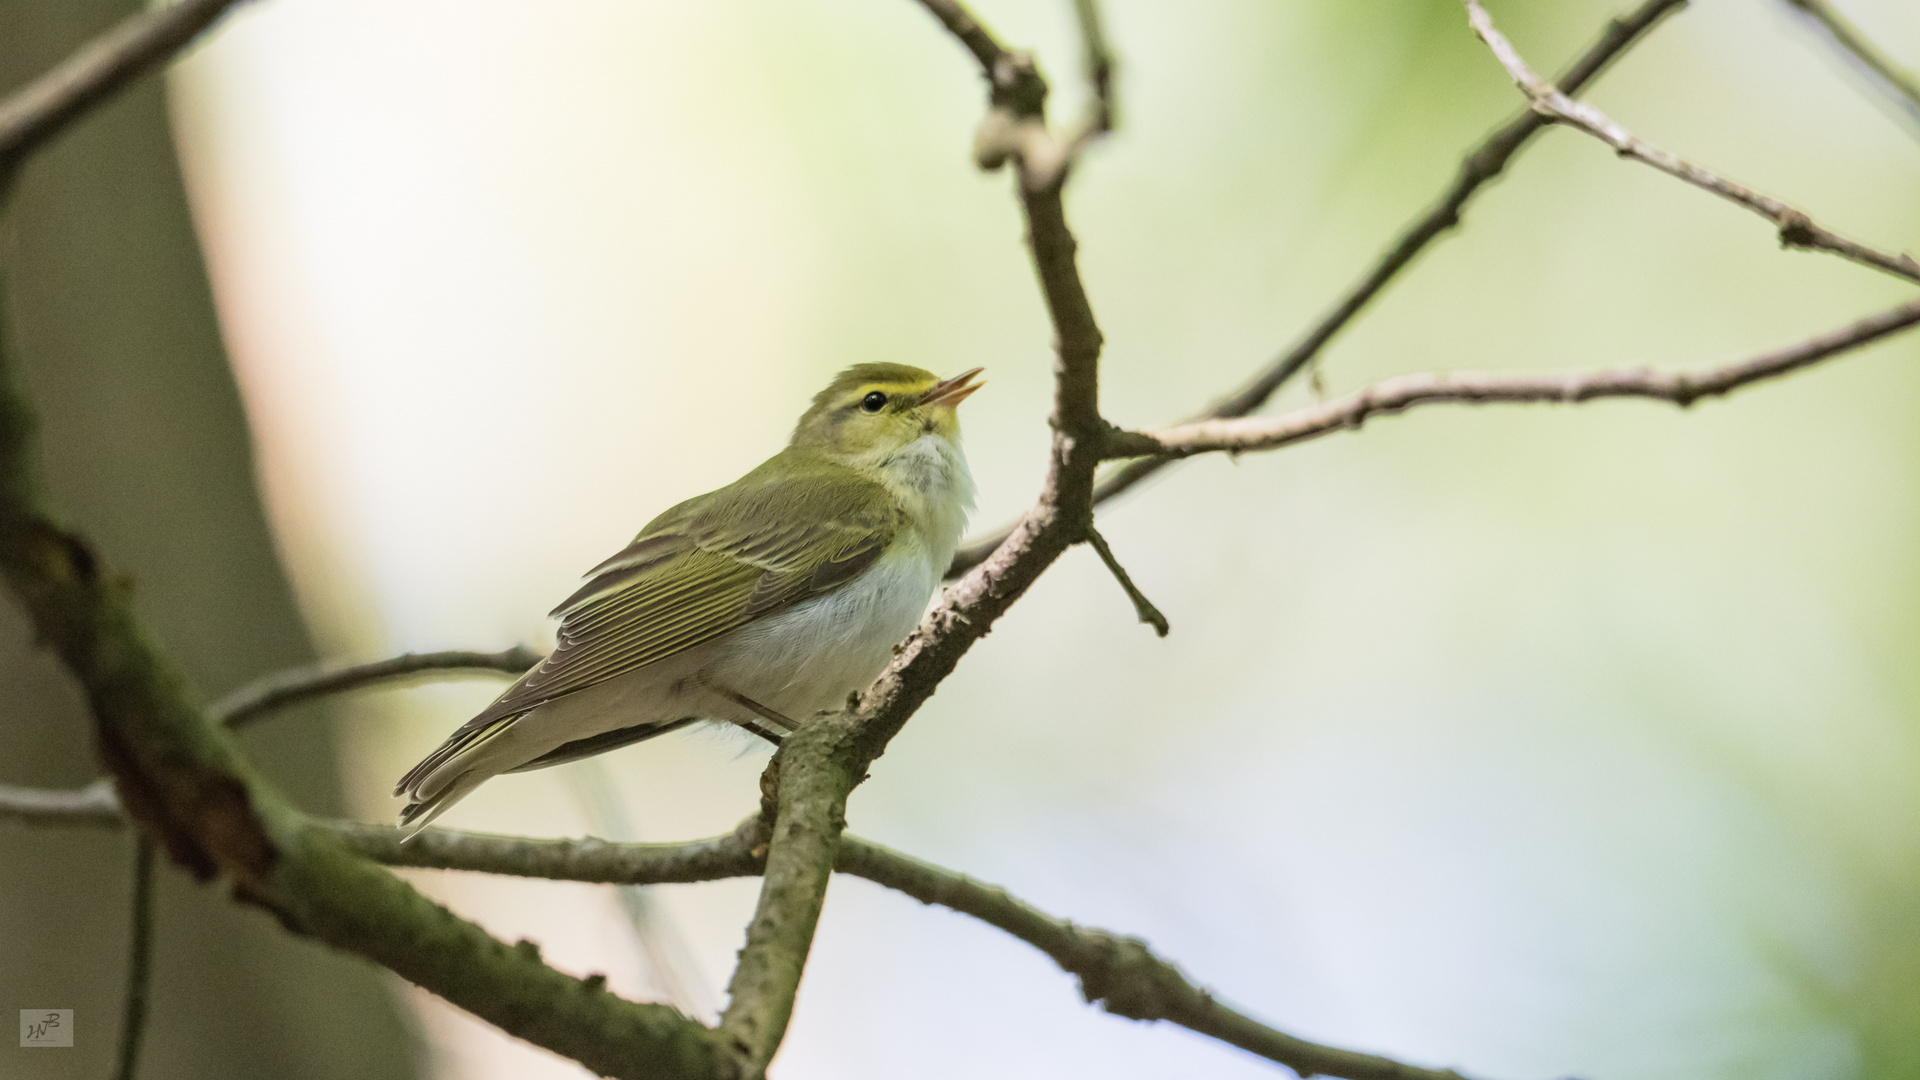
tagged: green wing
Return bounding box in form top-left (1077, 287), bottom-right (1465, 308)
top-left (470, 450), bottom-right (900, 729)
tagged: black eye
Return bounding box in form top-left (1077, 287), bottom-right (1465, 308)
top-left (860, 391), bottom-right (888, 413)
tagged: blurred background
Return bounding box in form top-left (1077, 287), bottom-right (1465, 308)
top-left (4, 0), bottom-right (1919, 1077)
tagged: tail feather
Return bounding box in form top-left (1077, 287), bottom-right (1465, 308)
top-left (394, 714), bottom-right (522, 841)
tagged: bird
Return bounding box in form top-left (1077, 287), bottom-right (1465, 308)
top-left (393, 363), bottom-right (983, 836)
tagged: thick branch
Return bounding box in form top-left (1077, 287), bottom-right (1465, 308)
top-left (948, 0), bottom-right (1690, 575)
top-left (344, 821), bottom-right (1480, 1080)
top-left (1106, 298), bottom-right (1920, 460)
top-left (1784, 0), bottom-right (1920, 127)
top-left (0, 0), bottom-right (251, 179)
top-left (13, 791), bottom-right (1483, 1080)
top-left (215, 646), bottom-right (538, 729)
top-left (1464, 0), bottom-right (1920, 284)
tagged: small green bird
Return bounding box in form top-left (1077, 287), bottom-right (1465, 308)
top-left (395, 363), bottom-right (983, 834)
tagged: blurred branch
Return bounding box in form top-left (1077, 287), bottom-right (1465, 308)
top-left (0, 0), bottom-right (251, 182)
top-left (1084, 526), bottom-right (1168, 636)
top-left (1103, 298), bottom-right (1920, 460)
top-left (1783, 0), bottom-right (1920, 129)
top-left (113, 836), bottom-right (157, 1080)
top-left (215, 646), bottom-right (539, 729)
top-left (1464, 0), bottom-right (1920, 285)
top-left (0, 777), bottom-right (121, 825)
top-left (1066, 0), bottom-right (1117, 154)
top-left (948, 0), bottom-right (1691, 576)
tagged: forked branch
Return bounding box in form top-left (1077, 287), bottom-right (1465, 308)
top-left (1463, 0), bottom-right (1920, 284)
top-left (949, 0), bottom-right (1693, 575)
top-left (1, 781), bottom-right (1481, 1080)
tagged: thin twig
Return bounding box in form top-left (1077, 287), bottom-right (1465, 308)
top-left (113, 835), bottom-right (157, 1080)
top-left (1084, 526), bottom-right (1168, 636)
top-left (214, 646), bottom-right (539, 729)
top-left (949, 0), bottom-right (1692, 576)
top-left (0, 777), bottom-right (122, 826)
top-left (1105, 298), bottom-right (1920, 460)
top-left (835, 837), bottom-right (1472, 1080)
top-left (1464, 0), bottom-right (1920, 285)
top-left (0, 0), bottom-right (252, 178)
top-left (1065, 0), bottom-right (1117, 156)
top-left (1783, 0), bottom-right (1920, 128)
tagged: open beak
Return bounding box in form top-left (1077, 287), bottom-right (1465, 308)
top-left (920, 367), bottom-right (985, 408)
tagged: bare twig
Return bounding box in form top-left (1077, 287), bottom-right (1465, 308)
top-left (326, 816), bottom-right (767, 884)
top-left (949, 0), bottom-right (1691, 576)
top-left (835, 838), bottom-right (1472, 1080)
top-left (1783, 0), bottom-right (1920, 128)
top-left (113, 835), bottom-right (157, 1080)
top-left (0, 0), bottom-right (251, 180)
top-left (0, 777), bottom-right (122, 826)
top-left (214, 646), bottom-right (539, 729)
top-left (1104, 298), bottom-right (1920, 460)
top-left (1066, 0), bottom-right (1117, 155)
top-left (1084, 526), bottom-right (1168, 636)
top-left (1464, 0), bottom-right (1920, 285)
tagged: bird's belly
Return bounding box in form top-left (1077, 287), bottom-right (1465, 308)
top-left (707, 545), bottom-right (940, 719)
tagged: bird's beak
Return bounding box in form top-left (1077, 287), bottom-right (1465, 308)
top-left (920, 367), bottom-right (985, 408)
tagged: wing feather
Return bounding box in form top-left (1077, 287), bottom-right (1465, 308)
top-left (453, 452), bottom-right (900, 736)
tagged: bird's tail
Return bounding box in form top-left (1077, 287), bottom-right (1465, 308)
top-left (393, 714), bottom-right (521, 842)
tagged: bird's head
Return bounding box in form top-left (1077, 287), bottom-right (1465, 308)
top-left (791, 363), bottom-right (984, 462)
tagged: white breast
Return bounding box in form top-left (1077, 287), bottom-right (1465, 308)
top-left (707, 431), bottom-right (973, 718)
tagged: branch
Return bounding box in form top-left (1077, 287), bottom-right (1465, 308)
top-left (1066, 0), bottom-right (1117, 155)
top-left (0, 246), bottom-right (720, 1079)
top-left (323, 816), bottom-right (767, 885)
top-left (1103, 297), bottom-right (1920, 460)
top-left (1464, 0), bottom-right (1920, 285)
top-left (214, 646), bottom-right (538, 729)
top-left (352, 822), bottom-right (1479, 1080)
top-left (0, 777), bottom-right (122, 826)
top-left (948, 0), bottom-right (1691, 576)
top-left (834, 838), bottom-right (1471, 1080)
top-left (1084, 526), bottom-right (1168, 636)
top-left (113, 836), bottom-right (157, 1080)
top-left (1783, 0), bottom-right (1920, 128)
top-left (10, 789), bottom-right (1487, 1080)
top-left (714, 5), bottom-right (1113, 1071)
top-left (0, 0), bottom-right (251, 180)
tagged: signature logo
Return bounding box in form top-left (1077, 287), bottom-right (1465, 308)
top-left (20, 1010), bottom-right (73, 1048)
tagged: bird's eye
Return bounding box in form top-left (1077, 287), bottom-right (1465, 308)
top-left (860, 391), bottom-right (888, 413)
